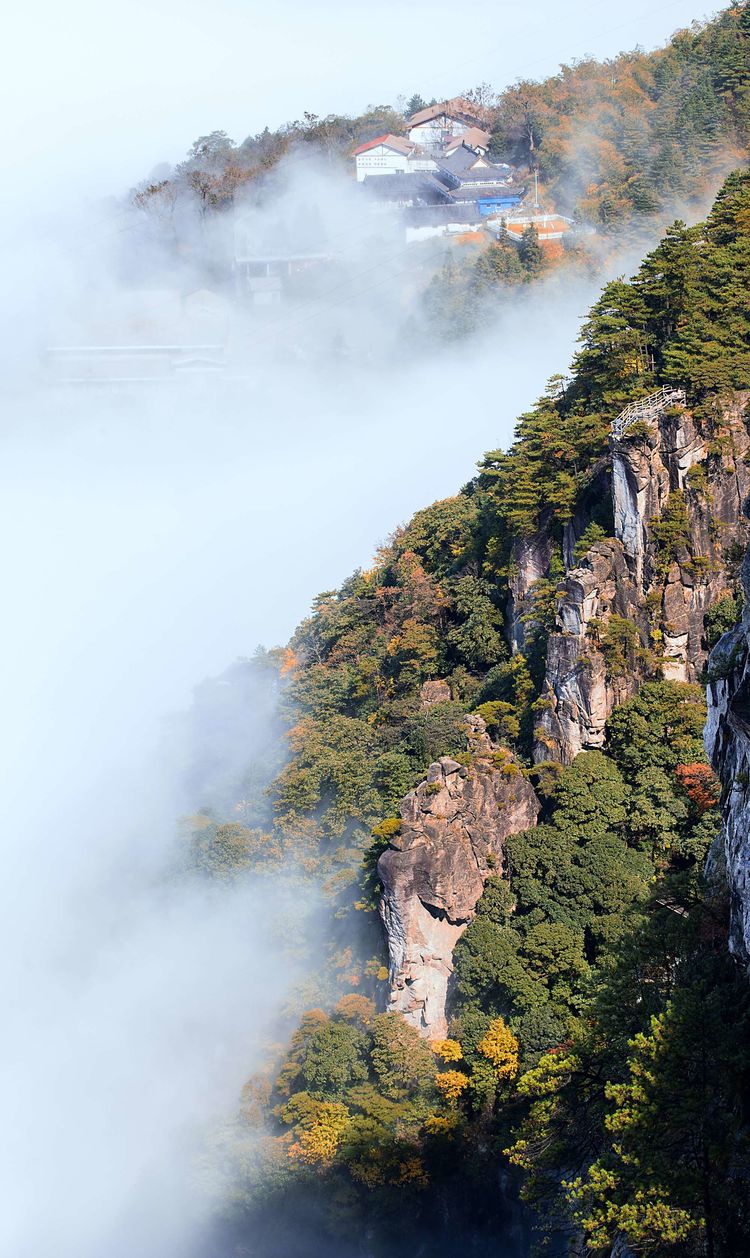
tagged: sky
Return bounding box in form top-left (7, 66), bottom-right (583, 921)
top-left (4, 0), bottom-right (717, 195)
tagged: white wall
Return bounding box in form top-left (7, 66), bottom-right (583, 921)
top-left (408, 119), bottom-right (443, 149)
top-left (407, 155), bottom-right (438, 173)
top-left (355, 145), bottom-right (409, 181)
top-left (406, 220), bottom-right (483, 242)
top-left (409, 117), bottom-right (470, 150)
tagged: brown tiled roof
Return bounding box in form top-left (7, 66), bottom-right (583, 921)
top-left (408, 98), bottom-right (485, 127)
top-left (504, 215), bottom-right (572, 235)
top-left (458, 127), bottom-right (493, 152)
top-left (445, 127), bottom-right (491, 153)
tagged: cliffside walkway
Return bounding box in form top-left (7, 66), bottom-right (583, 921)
top-left (612, 386), bottom-right (686, 438)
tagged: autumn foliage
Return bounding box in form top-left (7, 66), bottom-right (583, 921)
top-left (477, 1018), bottom-right (520, 1081)
top-left (435, 1070), bottom-right (470, 1104)
top-left (431, 1038), bottom-right (463, 1063)
top-left (288, 1101), bottom-right (350, 1165)
top-left (675, 763), bottom-right (721, 813)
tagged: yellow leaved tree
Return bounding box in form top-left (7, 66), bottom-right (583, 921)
top-left (431, 1038), bottom-right (463, 1063)
top-left (288, 1101), bottom-right (350, 1166)
top-left (435, 1070), bottom-right (470, 1104)
top-left (477, 1017), bottom-right (520, 1081)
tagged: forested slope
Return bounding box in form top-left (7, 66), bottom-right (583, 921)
top-left (489, 1), bottom-right (750, 225)
top-left (137, 4), bottom-right (750, 232)
top-left (187, 169), bottom-right (750, 1257)
top-left (130, 4), bottom-right (750, 338)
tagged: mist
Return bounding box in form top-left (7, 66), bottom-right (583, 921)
top-left (0, 12), bottom-right (728, 1249)
top-left (0, 155), bottom-right (602, 1254)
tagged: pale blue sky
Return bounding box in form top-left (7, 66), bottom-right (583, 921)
top-left (5, 0), bottom-right (719, 194)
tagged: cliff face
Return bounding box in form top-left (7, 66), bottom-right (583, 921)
top-left (535, 397), bottom-right (750, 764)
top-left (377, 396), bottom-right (749, 1033)
top-left (705, 517), bottom-right (750, 965)
top-left (378, 717), bottom-right (539, 1037)
top-left (507, 529), bottom-right (554, 653)
top-left (534, 540), bottom-right (645, 763)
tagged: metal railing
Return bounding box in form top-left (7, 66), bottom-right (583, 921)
top-left (611, 386), bottom-right (686, 438)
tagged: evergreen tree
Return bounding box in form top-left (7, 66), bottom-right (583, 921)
top-left (519, 224), bottom-right (544, 276)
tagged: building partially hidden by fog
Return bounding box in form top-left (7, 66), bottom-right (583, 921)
top-left (233, 251), bottom-right (332, 306)
top-left (44, 343), bottom-right (226, 384)
top-left (233, 205), bottom-right (333, 305)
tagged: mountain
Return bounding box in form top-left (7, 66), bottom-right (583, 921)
top-left (126, 4), bottom-right (750, 349)
top-left (488, 1), bottom-right (750, 226)
top-left (706, 514), bottom-right (750, 962)
top-left (138, 4), bottom-right (750, 232)
top-left (188, 167), bottom-right (750, 1257)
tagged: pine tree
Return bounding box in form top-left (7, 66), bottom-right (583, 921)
top-left (519, 224), bottom-right (544, 276)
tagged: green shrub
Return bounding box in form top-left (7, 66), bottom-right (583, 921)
top-left (371, 817), bottom-right (402, 840)
top-left (600, 615), bottom-right (652, 678)
top-left (649, 492), bottom-right (690, 574)
top-left (705, 592), bottom-right (743, 648)
top-left (573, 521), bottom-right (608, 563)
top-left (474, 700), bottom-right (521, 743)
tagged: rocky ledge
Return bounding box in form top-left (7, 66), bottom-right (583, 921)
top-left (378, 717), bottom-right (539, 1037)
top-left (535, 396), bottom-right (750, 764)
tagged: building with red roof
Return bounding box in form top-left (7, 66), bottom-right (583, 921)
top-left (353, 134), bottom-right (436, 182)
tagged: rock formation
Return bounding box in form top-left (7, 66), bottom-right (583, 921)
top-left (534, 540), bottom-right (646, 763)
top-left (535, 396), bottom-right (750, 763)
top-left (705, 506), bottom-right (750, 965)
top-left (378, 717), bottom-right (539, 1037)
top-left (419, 678), bottom-right (452, 708)
top-left (610, 403), bottom-right (705, 588)
top-left (507, 528), bottom-right (554, 653)
top-left (378, 395), bottom-right (750, 1033)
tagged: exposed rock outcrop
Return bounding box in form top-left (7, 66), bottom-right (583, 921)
top-left (705, 509), bottom-right (750, 965)
top-left (419, 678), bottom-right (452, 708)
top-left (611, 405), bottom-right (707, 588)
top-left (534, 540), bottom-right (645, 763)
top-left (535, 396), bottom-right (750, 764)
top-left (378, 396), bottom-right (750, 1029)
top-left (378, 718), bottom-right (539, 1037)
top-left (507, 527), bottom-right (554, 653)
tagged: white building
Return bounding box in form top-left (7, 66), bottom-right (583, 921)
top-left (404, 203), bottom-right (487, 242)
top-left (233, 206), bottom-right (331, 305)
top-left (352, 134), bottom-right (435, 181)
top-left (498, 213), bottom-right (576, 245)
top-left (436, 143), bottom-right (512, 188)
top-left (407, 99), bottom-right (486, 153)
